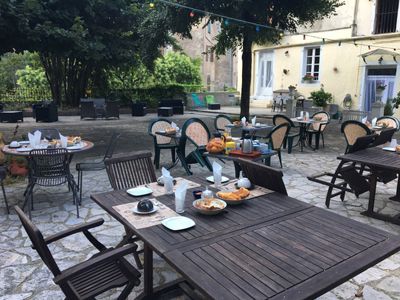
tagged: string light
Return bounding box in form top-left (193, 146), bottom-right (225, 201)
top-left (155, 0), bottom-right (399, 52)
top-left (189, 11), bottom-right (195, 17)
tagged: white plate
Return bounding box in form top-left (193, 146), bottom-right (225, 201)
top-left (206, 176), bottom-right (229, 183)
top-left (132, 206), bottom-right (158, 215)
top-left (127, 186), bottom-right (153, 197)
top-left (67, 142), bottom-right (86, 150)
top-left (162, 216), bottom-right (195, 231)
top-left (383, 147), bottom-right (396, 152)
top-left (16, 147), bottom-right (33, 152)
top-left (19, 141), bottom-right (30, 145)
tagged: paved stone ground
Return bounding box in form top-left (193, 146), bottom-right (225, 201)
top-left (1, 113), bottom-right (400, 299)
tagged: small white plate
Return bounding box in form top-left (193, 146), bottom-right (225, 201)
top-left (19, 141), bottom-right (30, 145)
top-left (383, 147), bottom-right (396, 152)
top-left (127, 186), bottom-right (153, 197)
top-left (67, 142), bottom-right (86, 150)
top-left (132, 206), bottom-right (158, 215)
top-left (206, 176), bottom-right (229, 183)
top-left (162, 216), bottom-right (195, 231)
top-left (16, 147), bottom-right (33, 152)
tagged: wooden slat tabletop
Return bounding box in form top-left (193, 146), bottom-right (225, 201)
top-left (91, 175), bottom-right (400, 299)
top-left (338, 147), bottom-right (400, 171)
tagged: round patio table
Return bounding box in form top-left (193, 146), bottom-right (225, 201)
top-left (2, 140), bottom-right (94, 156)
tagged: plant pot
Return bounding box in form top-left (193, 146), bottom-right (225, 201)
top-left (9, 162), bottom-right (28, 177)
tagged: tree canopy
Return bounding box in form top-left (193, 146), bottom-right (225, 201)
top-left (166, 0), bottom-right (343, 118)
top-left (0, 0), bottom-right (174, 106)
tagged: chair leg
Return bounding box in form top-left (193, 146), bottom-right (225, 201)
top-left (308, 133), bottom-right (313, 146)
top-left (283, 137), bottom-right (287, 149)
top-left (118, 282), bottom-right (135, 300)
top-left (322, 133), bottom-right (325, 148)
top-left (154, 147), bottom-right (161, 169)
top-left (288, 137), bottom-right (293, 154)
top-left (1, 181), bottom-right (9, 214)
top-left (315, 133), bottom-right (320, 150)
top-left (171, 147), bottom-right (176, 163)
top-left (69, 178), bottom-right (80, 218)
top-left (24, 184), bottom-right (35, 219)
top-left (78, 170), bottom-right (83, 205)
top-left (278, 151), bottom-right (283, 168)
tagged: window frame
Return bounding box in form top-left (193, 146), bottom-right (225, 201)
top-left (373, 0), bottom-right (400, 34)
top-left (302, 46), bottom-right (321, 83)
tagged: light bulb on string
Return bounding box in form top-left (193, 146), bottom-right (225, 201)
top-left (189, 11), bottom-right (195, 17)
top-left (149, 2), bottom-right (155, 8)
top-left (338, 41), bottom-right (341, 46)
top-left (279, 32), bottom-right (284, 37)
top-left (224, 18), bottom-right (229, 26)
top-left (256, 26), bottom-right (260, 32)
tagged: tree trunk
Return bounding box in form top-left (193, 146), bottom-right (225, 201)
top-left (240, 35), bottom-right (253, 120)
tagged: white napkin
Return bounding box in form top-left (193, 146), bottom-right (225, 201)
top-left (28, 131), bottom-right (42, 148)
top-left (171, 122), bottom-right (180, 133)
top-left (174, 180), bottom-right (188, 213)
top-left (162, 167), bottom-right (174, 194)
top-left (241, 117), bottom-right (247, 127)
top-left (362, 116), bottom-right (367, 124)
top-left (212, 161), bottom-right (222, 188)
top-left (252, 116), bottom-right (256, 126)
top-left (59, 134), bottom-right (68, 148)
top-left (305, 112), bottom-right (310, 120)
top-left (300, 111), bottom-right (304, 118)
top-left (372, 117), bottom-right (377, 127)
top-left (390, 139), bottom-right (397, 148)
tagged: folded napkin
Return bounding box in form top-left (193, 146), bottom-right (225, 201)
top-left (372, 117), bottom-right (377, 127)
top-left (162, 167), bottom-right (174, 194)
top-left (212, 161), bottom-right (222, 187)
top-left (362, 116), bottom-right (367, 124)
top-left (28, 131), bottom-right (42, 148)
top-left (300, 111), bottom-right (304, 118)
top-left (59, 134), bottom-right (68, 148)
top-left (174, 180), bottom-right (188, 213)
top-left (305, 112), bottom-right (310, 120)
top-left (251, 116), bottom-right (256, 126)
top-left (240, 117), bottom-right (246, 127)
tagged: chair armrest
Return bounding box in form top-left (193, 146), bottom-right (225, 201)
top-left (53, 243), bottom-right (138, 284)
top-left (44, 218), bottom-right (104, 244)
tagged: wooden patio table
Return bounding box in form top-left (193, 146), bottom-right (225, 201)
top-left (91, 175), bottom-right (400, 299)
top-left (338, 147), bottom-right (400, 224)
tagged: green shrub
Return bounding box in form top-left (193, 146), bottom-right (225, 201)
top-left (310, 88), bottom-right (333, 107)
top-left (384, 101), bottom-right (394, 116)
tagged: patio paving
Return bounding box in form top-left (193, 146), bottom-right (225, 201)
top-left (1, 112), bottom-right (400, 299)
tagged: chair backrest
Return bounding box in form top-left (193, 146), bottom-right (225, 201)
top-left (272, 114), bottom-right (295, 127)
top-left (104, 132), bottom-right (121, 160)
top-left (148, 118), bottom-right (172, 145)
top-left (30, 128), bottom-right (60, 140)
top-left (268, 123), bottom-right (290, 150)
top-left (341, 120), bottom-right (372, 147)
top-left (80, 101), bottom-right (96, 118)
top-left (105, 152), bottom-right (157, 190)
top-left (348, 134), bottom-right (378, 153)
top-left (377, 116), bottom-right (400, 130)
top-left (28, 149), bottom-right (69, 183)
top-left (91, 98), bottom-right (106, 107)
top-left (373, 128), bottom-right (396, 146)
top-left (181, 118), bottom-right (210, 147)
top-left (237, 159), bottom-right (288, 195)
top-left (15, 206), bottom-right (61, 276)
top-left (311, 111), bottom-right (330, 132)
top-left (214, 114), bottom-right (232, 132)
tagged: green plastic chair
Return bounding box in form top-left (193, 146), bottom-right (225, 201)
top-left (205, 95), bottom-right (216, 104)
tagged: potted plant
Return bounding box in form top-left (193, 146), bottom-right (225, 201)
top-left (310, 88), bottom-right (333, 108)
top-left (302, 74), bottom-right (315, 83)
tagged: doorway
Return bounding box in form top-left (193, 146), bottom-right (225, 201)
top-left (364, 67), bottom-right (396, 111)
top-left (255, 51), bottom-right (274, 99)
